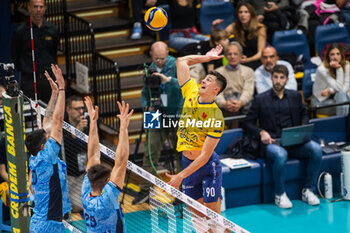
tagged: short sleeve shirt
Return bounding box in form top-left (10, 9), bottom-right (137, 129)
top-left (29, 138), bottom-right (72, 221)
top-left (177, 78), bottom-right (224, 152)
top-left (81, 175), bottom-right (125, 233)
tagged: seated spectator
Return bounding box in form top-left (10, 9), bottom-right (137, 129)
top-left (255, 46), bottom-right (297, 94)
top-left (244, 0), bottom-right (296, 43)
top-left (215, 42), bottom-right (255, 118)
top-left (297, 0), bottom-right (345, 56)
top-left (312, 43), bottom-right (350, 115)
top-left (207, 29), bottom-right (230, 73)
top-left (168, 0), bottom-right (209, 51)
top-left (212, 2), bottom-right (266, 69)
top-left (245, 64), bottom-right (322, 209)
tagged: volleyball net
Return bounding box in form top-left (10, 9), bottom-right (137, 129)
top-left (32, 100), bottom-right (249, 233)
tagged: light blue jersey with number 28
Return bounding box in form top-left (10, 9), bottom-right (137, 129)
top-left (81, 175), bottom-right (125, 233)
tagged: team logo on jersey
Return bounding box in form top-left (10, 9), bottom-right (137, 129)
top-left (143, 110), bottom-right (161, 129)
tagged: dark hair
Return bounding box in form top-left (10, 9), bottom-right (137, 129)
top-left (210, 29), bottom-right (229, 48)
top-left (87, 164), bottom-right (111, 191)
top-left (66, 95), bottom-right (83, 108)
top-left (25, 129), bottom-right (47, 156)
top-left (209, 70), bottom-right (227, 95)
top-left (272, 64), bottom-right (289, 78)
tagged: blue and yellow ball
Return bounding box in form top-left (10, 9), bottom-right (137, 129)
top-left (144, 7), bottom-right (168, 31)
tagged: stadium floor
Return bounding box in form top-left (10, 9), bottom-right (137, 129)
top-left (222, 198), bottom-right (350, 233)
top-left (63, 196), bottom-right (350, 232)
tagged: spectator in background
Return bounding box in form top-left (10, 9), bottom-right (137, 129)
top-left (312, 43), bottom-right (350, 115)
top-left (207, 29), bottom-right (230, 73)
top-left (11, 0), bottom-right (59, 103)
top-left (243, 0), bottom-right (295, 42)
top-left (64, 95), bottom-right (89, 213)
top-left (255, 46), bottom-right (297, 94)
top-left (168, 0), bottom-right (209, 52)
top-left (25, 65), bottom-right (71, 232)
top-left (297, 0), bottom-right (345, 56)
top-left (245, 65), bottom-right (322, 209)
top-left (212, 2), bottom-right (266, 69)
top-left (133, 42), bottom-right (183, 205)
top-left (215, 42), bottom-right (255, 118)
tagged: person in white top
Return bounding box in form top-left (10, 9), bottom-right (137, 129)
top-left (312, 43), bottom-right (350, 115)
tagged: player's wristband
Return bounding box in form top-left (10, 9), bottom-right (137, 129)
top-left (59, 89), bottom-right (65, 91)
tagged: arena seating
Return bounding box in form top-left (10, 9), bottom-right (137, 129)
top-left (215, 129), bottom-right (262, 208)
top-left (216, 115), bottom-right (347, 206)
top-left (315, 23), bottom-right (350, 57)
top-left (272, 29), bottom-right (310, 60)
top-left (302, 68), bottom-right (317, 100)
top-left (199, 1), bottom-right (234, 35)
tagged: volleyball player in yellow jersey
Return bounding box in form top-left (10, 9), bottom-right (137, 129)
top-left (166, 45), bottom-right (227, 214)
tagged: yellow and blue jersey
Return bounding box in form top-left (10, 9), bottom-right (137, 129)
top-left (81, 175), bottom-right (126, 233)
top-left (177, 78), bottom-right (224, 152)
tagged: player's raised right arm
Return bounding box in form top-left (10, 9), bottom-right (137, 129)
top-left (110, 101), bottom-right (133, 189)
top-left (176, 45), bottom-right (224, 86)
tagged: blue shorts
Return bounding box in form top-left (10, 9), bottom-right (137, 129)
top-left (182, 152), bottom-right (222, 203)
top-left (30, 218), bottom-right (65, 233)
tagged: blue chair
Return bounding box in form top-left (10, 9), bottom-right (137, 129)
top-left (215, 128), bottom-right (242, 155)
top-left (302, 68), bottom-right (317, 99)
top-left (157, 4), bottom-right (171, 41)
top-left (0, 199), bottom-right (11, 232)
top-left (200, 1), bottom-right (234, 35)
top-left (215, 129), bottom-right (262, 208)
top-left (315, 23), bottom-right (350, 56)
top-left (272, 29), bottom-right (310, 60)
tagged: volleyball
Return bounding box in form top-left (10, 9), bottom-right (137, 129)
top-left (144, 7), bottom-right (168, 31)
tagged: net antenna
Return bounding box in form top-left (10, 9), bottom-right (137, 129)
top-left (29, 17), bottom-right (42, 129)
top-left (32, 100), bottom-right (249, 233)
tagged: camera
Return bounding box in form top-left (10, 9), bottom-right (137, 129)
top-left (144, 65), bottom-right (163, 110)
top-left (144, 66), bottom-right (161, 89)
top-left (1, 63), bottom-right (18, 97)
top-left (265, 3), bottom-right (272, 8)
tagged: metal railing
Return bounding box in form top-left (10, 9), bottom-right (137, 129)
top-left (13, 0), bottom-right (122, 131)
top-left (94, 53), bottom-right (121, 131)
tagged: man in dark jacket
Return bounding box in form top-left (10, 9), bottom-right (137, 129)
top-left (245, 65), bottom-right (322, 209)
top-left (11, 0), bottom-right (59, 103)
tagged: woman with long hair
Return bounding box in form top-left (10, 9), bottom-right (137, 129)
top-left (312, 43), bottom-right (350, 115)
top-left (212, 2), bottom-right (266, 69)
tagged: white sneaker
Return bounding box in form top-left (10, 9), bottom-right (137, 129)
top-left (302, 188), bottom-right (320, 206)
top-left (275, 192), bottom-right (293, 209)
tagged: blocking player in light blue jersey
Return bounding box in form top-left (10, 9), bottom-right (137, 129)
top-left (81, 97), bottom-right (133, 233)
top-left (25, 64), bottom-right (71, 232)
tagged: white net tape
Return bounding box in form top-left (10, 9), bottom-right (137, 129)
top-left (31, 100), bottom-right (249, 233)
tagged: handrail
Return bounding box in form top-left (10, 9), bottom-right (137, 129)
top-left (311, 100), bottom-right (350, 118)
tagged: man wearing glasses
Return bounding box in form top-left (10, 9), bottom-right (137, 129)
top-left (64, 95), bottom-right (89, 213)
top-left (133, 41), bottom-right (183, 204)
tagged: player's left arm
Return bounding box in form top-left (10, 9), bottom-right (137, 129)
top-left (167, 137), bottom-right (220, 189)
top-left (109, 101), bottom-right (133, 189)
